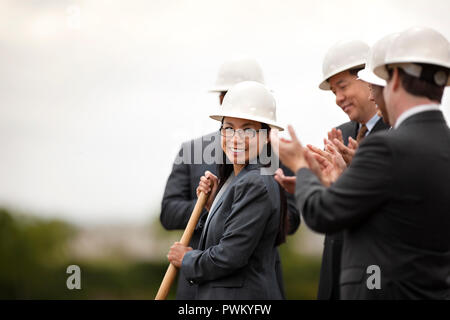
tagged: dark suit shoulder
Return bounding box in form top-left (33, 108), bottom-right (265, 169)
top-left (358, 128), bottom-right (391, 146)
top-left (336, 121), bottom-right (356, 132)
top-left (355, 129), bottom-right (394, 161)
top-left (399, 109), bottom-right (448, 128)
top-left (336, 121), bottom-right (358, 145)
top-left (374, 113), bottom-right (448, 149)
top-left (234, 168), bottom-right (268, 192)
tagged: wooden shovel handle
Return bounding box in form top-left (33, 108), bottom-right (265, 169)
top-left (155, 192), bottom-right (208, 300)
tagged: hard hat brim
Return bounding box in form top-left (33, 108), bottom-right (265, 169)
top-left (373, 64), bottom-right (390, 81)
top-left (208, 85), bottom-right (231, 92)
top-left (374, 62), bottom-right (450, 86)
top-left (357, 69), bottom-right (386, 87)
top-left (209, 111), bottom-right (284, 131)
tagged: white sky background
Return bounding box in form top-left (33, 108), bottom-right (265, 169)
top-left (0, 0), bottom-right (449, 226)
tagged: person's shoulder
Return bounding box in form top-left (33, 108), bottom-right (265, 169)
top-left (230, 168), bottom-right (276, 207)
top-left (358, 129), bottom-right (395, 154)
top-left (180, 131), bottom-right (219, 147)
top-left (380, 123), bottom-right (426, 148)
top-left (234, 167), bottom-right (269, 192)
top-left (336, 120), bottom-right (356, 131)
top-left (362, 128), bottom-right (391, 143)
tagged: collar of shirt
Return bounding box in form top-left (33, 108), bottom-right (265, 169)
top-left (394, 104), bottom-right (440, 129)
top-left (359, 113), bottom-right (380, 134)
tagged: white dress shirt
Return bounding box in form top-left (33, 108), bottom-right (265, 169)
top-left (359, 113), bottom-right (381, 137)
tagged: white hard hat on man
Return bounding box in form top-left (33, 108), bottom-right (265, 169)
top-left (373, 26), bottom-right (450, 86)
top-left (358, 33), bottom-right (400, 87)
top-left (210, 57), bottom-right (265, 92)
top-left (319, 40), bottom-right (370, 90)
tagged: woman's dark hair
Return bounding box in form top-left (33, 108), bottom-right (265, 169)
top-left (217, 121), bottom-right (288, 247)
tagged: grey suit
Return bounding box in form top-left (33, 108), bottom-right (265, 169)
top-left (181, 164), bottom-right (284, 300)
top-left (161, 131), bottom-right (300, 299)
top-left (297, 110), bottom-right (450, 299)
top-left (317, 118), bottom-right (390, 300)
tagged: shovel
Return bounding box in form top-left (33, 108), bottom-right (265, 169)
top-left (155, 192), bottom-right (208, 300)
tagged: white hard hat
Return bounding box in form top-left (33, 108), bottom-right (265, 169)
top-left (373, 27), bottom-right (450, 86)
top-left (319, 40), bottom-right (370, 90)
top-left (209, 57), bottom-right (265, 92)
top-left (210, 81), bottom-right (284, 131)
top-left (358, 33), bottom-right (400, 87)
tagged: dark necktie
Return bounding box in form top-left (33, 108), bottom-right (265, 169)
top-left (356, 124), bottom-right (368, 143)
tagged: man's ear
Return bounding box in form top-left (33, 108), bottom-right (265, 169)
top-left (392, 67), bottom-right (401, 92)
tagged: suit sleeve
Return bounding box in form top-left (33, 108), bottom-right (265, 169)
top-left (160, 143), bottom-right (203, 230)
top-left (280, 163), bottom-right (301, 234)
top-left (295, 134), bottom-right (393, 234)
top-left (181, 174), bottom-right (273, 284)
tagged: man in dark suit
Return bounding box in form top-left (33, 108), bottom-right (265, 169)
top-left (277, 40), bottom-right (389, 300)
top-left (160, 58), bottom-right (300, 299)
top-left (316, 40), bottom-right (389, 300)
top-left (272, 27), bottom-right (450, 299)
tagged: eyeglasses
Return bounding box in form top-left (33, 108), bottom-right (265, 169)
top-left (220, 126), bottom-right (259, 138)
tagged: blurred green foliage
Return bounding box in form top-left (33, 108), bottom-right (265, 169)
top-left (0, 208), bottom-right (170, 299)
top-left (0, 208), bottom-right (320, 299)
top-left (279, 238), bottom-right (320, 299)
top-left (0, 207), bottom-right (74, 298)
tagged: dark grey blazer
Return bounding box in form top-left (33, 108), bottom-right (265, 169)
top-left (160, 131), bottom-right (300, 299)
top-left (317, 117), bottom-right (389, 300)
top-left (181, 164), bottom-right (284, 300)
top-left (297, 110), bottom-right (450, 299)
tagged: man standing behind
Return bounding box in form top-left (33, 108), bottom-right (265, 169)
top-left (160, 57), bottom-right (300, 299)
top-left (358, 33), bottom-right (400, 127)
top-left (315, 40), bottom-right (389, 300)
top-left (273, 27), bottom-right (450, 299)
top-left (321, 40), bottom-right (390, 165)
top-left (277, 41), bottom-right (389, 300)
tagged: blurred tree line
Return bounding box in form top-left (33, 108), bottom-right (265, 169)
top-left (0, 207), bottom-right (320, 299)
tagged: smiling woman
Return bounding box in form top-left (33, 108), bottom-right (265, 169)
top-left (167, 81), bottom-right (290, 299)
top-left (219, 118), bottom-right (267, 174)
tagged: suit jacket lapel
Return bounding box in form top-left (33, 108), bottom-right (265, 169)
top-left (199, 197), bottom-right (224, 249)
top-left (370, 118), bottom-right (390, 134)
top-left (351, 121), bottom-right (359, 140)
top-left (197, 164), bottom-right (261, 249)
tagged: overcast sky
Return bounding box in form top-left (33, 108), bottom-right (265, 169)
top-left (1, 0), bottom-right (449, 225)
